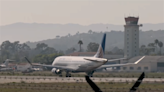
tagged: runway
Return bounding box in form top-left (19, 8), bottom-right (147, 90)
top-left (0, 76), bottom-right (163, 83)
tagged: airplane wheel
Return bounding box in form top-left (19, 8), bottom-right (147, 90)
top-left (66, 72), bottom-right (71, 77)
top-left (66, 74), bottom-right (69, 77)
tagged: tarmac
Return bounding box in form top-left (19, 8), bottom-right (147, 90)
top-left (0, 76), bottom-right (163, 83)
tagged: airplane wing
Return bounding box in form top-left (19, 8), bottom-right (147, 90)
top-left (97, 56), bottom-right (145, 70)
top-left (24, 57), bottom-right (62, 69)
top-left (108, 58), bottom-right (127, 62)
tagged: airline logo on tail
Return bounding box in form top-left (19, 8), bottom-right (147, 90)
top-left (94, 33), bottom-right (106, 58)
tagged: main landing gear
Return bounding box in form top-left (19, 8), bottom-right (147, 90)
top-left (66, 72), bottom-right (71, 77)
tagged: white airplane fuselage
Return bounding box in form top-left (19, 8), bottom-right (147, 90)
top-left (52, 56), bottom-right (107, 72)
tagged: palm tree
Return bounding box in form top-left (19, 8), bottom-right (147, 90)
top-left (154, 39), bottom-right (159, 54)
top-left (158, 41), bottom-right (163, 55)
top-left (78, 40), bottom-right (83, 52)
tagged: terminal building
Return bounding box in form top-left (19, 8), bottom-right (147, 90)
top-left (120, 56), bottom-right (164, 72)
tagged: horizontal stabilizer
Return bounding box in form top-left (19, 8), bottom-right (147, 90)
top-left (108, 58), bottom-right (127, 62)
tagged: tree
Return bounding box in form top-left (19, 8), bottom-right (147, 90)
top-left (155, 39), bottom-right (159, 46)
top-left (32, 53), bottom-right (63, 64)
top-left (78, 40), bottom-right (83, 52)
top-left (35, 43), bottom-right (48, 51)
top-left (87, 42), bottom-right (99, 52)
top-left (154, 39), bottom-right (159, 54)
top-left (42, 47), bottom-right (57, 54)
top-left (158, 41), bottom-right (163, 55)
top-left (56, 35), bottom-right (60, 39)
top-left (141, 45), bottom-right (146, 48)
top-left (88, 30), bottom-right (92, 34)
top-left (148, 43), bottom-right (155, 47)
top-left (76, 31), bottom-right (79, 35)
top-left (147, 43), bottom-right (155, 52)
top-left (67, 33), bottom-right (71, 37)
top-left (65, 47), bottom-right (76, 54)
top-left (140, 45), bottom-right (146, 55)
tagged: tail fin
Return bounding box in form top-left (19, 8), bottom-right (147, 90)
top-left (94, 33), bottom-right (106, 58)
top-left (3, 59), bottom-right (15, 66)
top-left (3, 59), bottom-right (9, 66)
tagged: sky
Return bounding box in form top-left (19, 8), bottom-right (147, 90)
top-left (0, 0), bottom-right (164, 26)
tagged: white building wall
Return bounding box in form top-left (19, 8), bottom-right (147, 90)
top-left (16, 64), bottom-right (31, 71)
top-left (124, 25), bottom-right (140, 58)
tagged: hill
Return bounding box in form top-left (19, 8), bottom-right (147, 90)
top-left (25, 30), bottom-right (164, 52)
top-left (0, 23), bottom-right (163, 44)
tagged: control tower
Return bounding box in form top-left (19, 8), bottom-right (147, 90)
top-left (124, 16), bottom-right (142, 58)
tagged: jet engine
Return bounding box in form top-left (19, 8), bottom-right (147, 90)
top-left (51, 68), bottom-right (62, 74)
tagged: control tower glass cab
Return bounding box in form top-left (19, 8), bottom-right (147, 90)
top-left (124, 16), bottom-right (142, 59)
top-left (125, 17), bottom-right (139, 25)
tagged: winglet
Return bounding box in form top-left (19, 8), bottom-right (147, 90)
top-left (134, 56), bottom-right (145, 64)
top-left (24, 57), bottom-right (33, 66)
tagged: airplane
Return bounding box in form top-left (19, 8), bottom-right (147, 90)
top-left (25, 33), bottom-right (145, 77)
top-left (0, 59), bottom-right (15, 68)
top-left (85, 72), bottom-right (145, 92)
top-left (0, 59), bottom-right (15, 71)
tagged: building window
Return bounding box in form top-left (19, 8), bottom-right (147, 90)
top-left (123, 67), bottom-right (126, 70)
top-left (137, 67), bottom-right (141, 70)
top-left (157, 62), bottom-right (164, 67)
top-left (144, 67), bottom-right (148, 70)
top-left (130, 67), bottom-right (134, 70)
top-left (135, 50), bottom-right (136, 52)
